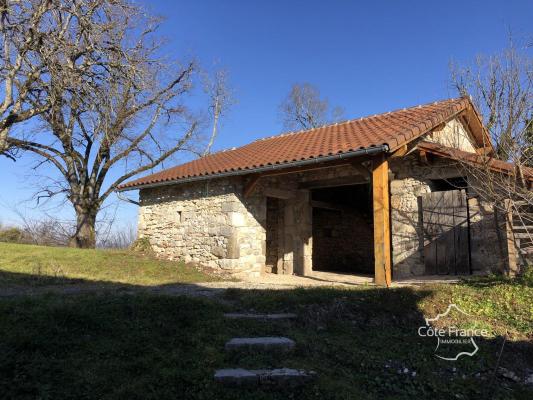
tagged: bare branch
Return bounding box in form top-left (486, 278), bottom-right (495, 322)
top-left (5, 2), bottom-right (212, 248)
top-left (450, 37), bottom-right (533, 268)
top-left (202, 69), bottom-right (234, 155)
top-left (279, 83), bottom-right (344, 131)
top-left (100, 121), bottom-right (198, 203)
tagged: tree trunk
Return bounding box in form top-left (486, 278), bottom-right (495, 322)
top-left (69, 210), bottom-right (97, 248)
top-left (0, 127), bottom-right (9, 155)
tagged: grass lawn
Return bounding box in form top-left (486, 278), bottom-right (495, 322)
top-left (0, 274), bottom-right (531, 399)
top-left (0, 242), bottom-right (217, 287)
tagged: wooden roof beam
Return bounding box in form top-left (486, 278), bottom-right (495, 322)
top-left (263, 187), bottom-right (296, 199)
top-left (390, 144), bottom-right (408, 158)
top-left (243, 174), bottom-right (261, 198)
top-left (298, 175), bottom-right (369, 190)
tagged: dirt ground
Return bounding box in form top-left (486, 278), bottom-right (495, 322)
top-left (0, 270), bottom-right (464, 299)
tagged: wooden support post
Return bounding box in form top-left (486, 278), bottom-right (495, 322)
top-left (419, 149), bottom-right (429, 164)
top-left (372, 155), bottom-right (392, 287)
top-left (504, 199), bottom-right (518, 277)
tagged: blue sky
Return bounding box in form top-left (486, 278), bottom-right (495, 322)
top-left (1, 0), bottom-right (532, 230)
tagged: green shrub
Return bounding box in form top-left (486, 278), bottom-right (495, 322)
top-left (0, 227), bottom-right (24, 243)
top-left (129, 236), bottom-right (154, 255)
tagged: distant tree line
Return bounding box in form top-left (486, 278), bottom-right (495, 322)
top-left (0, 218), bottom-right (136, 249)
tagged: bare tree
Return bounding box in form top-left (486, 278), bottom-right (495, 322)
top-left (5, 1), bottom-right (210, 248)
top-left (0, 0), bottom-right (140, 158)
top-left (98, 224), bottom-right (137, 249)
top-left (202, 69), bottom-right (234, 156)
top-left (279, 83), bottom-right (344, 131)
top-left (450, 38), bottom-right (533, 271)
top-left (18, 215), bottom-right (73, 246)
top-left (1, 0), bottom-right (49, 155)
top-left (451, 40), bottom-right (532, 161)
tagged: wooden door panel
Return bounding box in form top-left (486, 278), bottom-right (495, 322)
top-left (421, 190), bottom-right (470, 275)
top-left (424, 241), bottom-right (437, 275)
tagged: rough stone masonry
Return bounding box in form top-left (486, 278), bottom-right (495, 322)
top-left (137, 118), bottom-right (504, 279)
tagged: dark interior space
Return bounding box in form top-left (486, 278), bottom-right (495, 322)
top-left (429, 176), bottom-right (468, 192)
top-left (311, 184), bottom-right (374, 274)
top-left (265, 197), bottom-right (283, 273)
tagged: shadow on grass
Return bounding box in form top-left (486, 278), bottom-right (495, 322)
top-left (0, 270), bottom-right (531, 400)
top-left (0, 268), bottom-right (224, 297)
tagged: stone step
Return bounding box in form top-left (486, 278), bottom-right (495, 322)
top-left (214, 368), bottom-right (316, 387)
top-left (224, 313), bottom-right (297, 320)
top-left (225, 337), bottom-right (295, 352)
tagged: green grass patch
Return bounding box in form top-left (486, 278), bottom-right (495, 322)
top-left (0, 242), bottom-right (217, 287)
top-left (0, 243), bottom-right (530, 398)
top-left (419, 276), bottom-right (533, 340)
top-left (0, 278), bottom-right (531, 399)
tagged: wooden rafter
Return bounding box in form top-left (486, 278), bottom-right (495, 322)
top-left (243, 156), bottom-right (378, 197)
top-left (310, 200), bottom-right (353, 212)
top-left (243, 174), bottom-right (261, 198)
top-left (298, 175), bottom-right (369, 189)
top-left (460, 106), bottom-right (495, 154)
top-left (390, 144), bottom-right (408, 158)
top-left (475, 147), bottom-right (492, 155)
top-left (432, 122), bottom-right (446, 132)
top-left (419, 149), bottom-right (429, 164)
top-left (263, 187), bottom-right (295, 199)
top-left (350, 161), bottom-right (372, 177)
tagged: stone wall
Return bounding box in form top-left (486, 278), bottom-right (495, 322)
top-left (467, 195), bottom-right (507, 273)
top-left (137, 118), bottom-right (506, 279)
top-left (253, 176), bottom-right (313, 276)
top-left (387, 117), bottom-right (505, 277)
top-left (425, 118), bottom-right (477, 152)
top-left (138, 177), bottom-right (266, 278)
top-left (139, 169), bottom-right (316, 278)
top-left (389, 154), bottom-right (506, 278)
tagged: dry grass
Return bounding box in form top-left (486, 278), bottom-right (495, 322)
top-left (0, 242), bottom-right (217, 287)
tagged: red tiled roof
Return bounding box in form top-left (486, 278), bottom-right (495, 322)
top-left (417, 141), bottom-right (533, 182)
top-left (119, 97), bottom-right (474, 190)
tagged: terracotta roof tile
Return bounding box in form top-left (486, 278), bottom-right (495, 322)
top-left (119, 97), bottom-right (471, 190)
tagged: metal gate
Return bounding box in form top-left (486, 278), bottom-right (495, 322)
top-left (420, 190), bottom-right (471, 275)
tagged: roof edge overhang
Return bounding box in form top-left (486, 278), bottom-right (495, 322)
top-left (461, 99), bottom-right (495, 153)
top-left (117, 144), bottom-right (389, 192)
top-left (417, 141), bottom-right (533, 182)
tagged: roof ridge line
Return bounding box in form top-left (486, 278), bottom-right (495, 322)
top-left (253, 97), bottom-right (463, 143)
top-left (117, 97), bottom-right (472, 191)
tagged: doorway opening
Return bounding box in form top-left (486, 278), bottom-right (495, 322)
top-left (311, 184), bottom-right (374, 274)
top-left (265, 197), bottom-right (284, 273)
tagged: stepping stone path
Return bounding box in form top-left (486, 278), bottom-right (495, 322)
top-left (215, 368), bottom-right (316, 387)
top-left (225, 337), bottom-right (295, 352)
top-left (214, 312), bottom-right (317, 388)
top-left (224, 312), bottom-right (297, 320)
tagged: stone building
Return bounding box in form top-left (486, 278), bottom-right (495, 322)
top-left (118, 97), bottom-right (528, 285)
